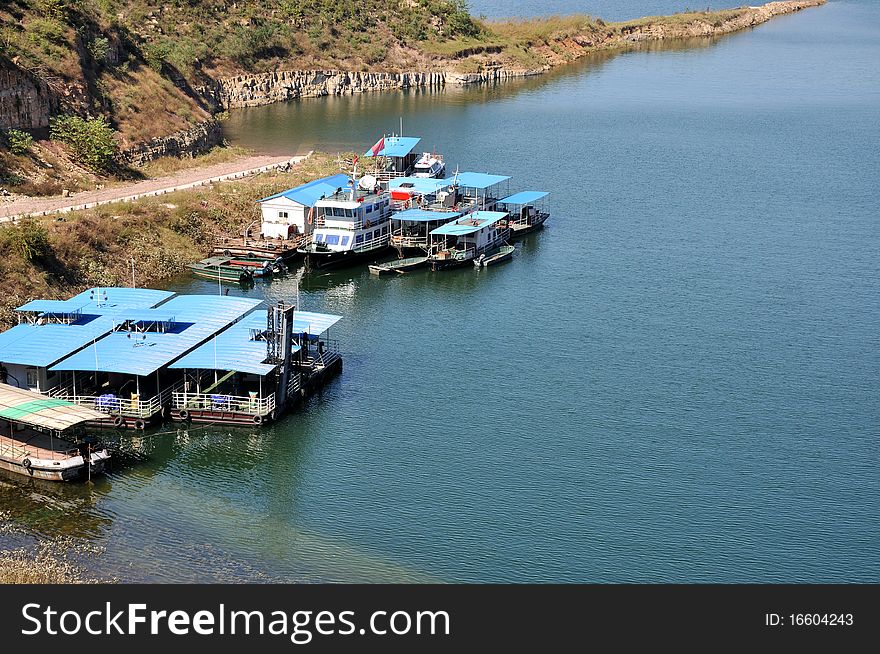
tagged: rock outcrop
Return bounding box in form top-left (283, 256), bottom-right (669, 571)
top-left (0, 56), bottom-right (57, 131)
top-left (119, 119), bottom-right (223, 165)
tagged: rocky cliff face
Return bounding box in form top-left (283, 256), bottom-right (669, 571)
top-left (0, 57), bottom-right (57, 131)
top-left (119, 119), bottom-right (223, 165)
top-left (199, 68), bottom-right (541, 110)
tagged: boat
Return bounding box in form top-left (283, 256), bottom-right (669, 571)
top-left (474, 244), bottom-right (515, 267)
top-left (298, 175), bottom-right (393, 270)
top-left (428, 211), bottom-right (510, 271)
top-left (363, 134), bottom-right (446, 182)
top-left (369, 256), bottom-right (430, 275)
top-left (497, 191), bottom-right (550, 238)
top-left (188, 256), bottom-right (255, 284)
top-left (0, 385), bottom-right (110, 481)
top-left (412, 151), bottom-right (446, 178)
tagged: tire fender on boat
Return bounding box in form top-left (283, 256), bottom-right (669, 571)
top-left (22, 458), bottom-right (32, 470)
top-left (134, 419), bottom-right (146, 430)
top-left (112, 415), bottom-right (124, 428)
top-left (178, 409), bottom-right (189, 421)
top-left (253, 414), bottom-right (263, 426)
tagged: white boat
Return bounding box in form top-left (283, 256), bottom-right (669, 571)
top-left (412, 152), bottom-right (446, 178)
top-left (298, 177), bottom-right (393, 270)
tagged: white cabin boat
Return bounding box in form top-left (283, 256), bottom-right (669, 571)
top-left (298, 183), bottom-right (393, 270)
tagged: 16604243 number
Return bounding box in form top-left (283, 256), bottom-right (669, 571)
top-left (790, 614), bottom-right (854, 626)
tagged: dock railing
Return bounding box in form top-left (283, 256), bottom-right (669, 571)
top-left (46, 378), bottom-right (187, 419)
top-left (297, 339), bottom-right (340, 372)
top-left (172, 391), bottom-right (276, 417)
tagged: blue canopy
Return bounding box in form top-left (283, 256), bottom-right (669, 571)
top-left (291, 311), bottom-right (342, 335)
top-left (388, 177), bottom-right (452, 195)
top-left (257, 174), bottom-right (351, 207)
top-left (430, 211), bottom-right (509, 237)
top-left (364, 136), bottom-right (421, 158)
top-left (499, 191), bottom-right (549, 205)
top-left (454, 172), bottom-right (511, 190)
top-left (393, 209), bottom-right (461, 223)
top-left (170, 311), bottom-right (290, 376)
top-left (0, 288), bottom-right (173, 368)
top-left (50, 296), bottom-right (261, 377)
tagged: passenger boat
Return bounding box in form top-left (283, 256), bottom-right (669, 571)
top-left (0, 385), bottom-right (110, 481)
top-left (363, 134), bottom-right (446, 181)
top-left (497, 191), bottom-right (550, 238)
top-left (369, 256), bottom-right (430, 275)
top-left (428, 211), bottom-right (511, 271)
top-left (474, 244), bottom-right (515, 267)
top-left (298, 177), bottom-right (393, 270)
top-left (188, 256), bottom-right (255, 284)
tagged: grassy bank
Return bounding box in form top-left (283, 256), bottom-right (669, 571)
top-left (0, 152), bottom-right (341, 328)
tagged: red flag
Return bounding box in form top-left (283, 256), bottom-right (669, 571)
top-left (353, 155), bottom-right (358, 165)
top-left (369, 137), bottom-right (385, 157)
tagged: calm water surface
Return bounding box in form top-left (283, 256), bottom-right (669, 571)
top-left (2, 0), bottom-right (878, 582)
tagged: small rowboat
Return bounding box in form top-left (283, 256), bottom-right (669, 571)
top-left (474, 245), bottom-right (515, 268)
top-left (369, 256), bottom-right (429, 275)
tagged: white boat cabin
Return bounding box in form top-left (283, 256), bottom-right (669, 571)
top-left (257, 174), bottom-right (350, 240)
top-left (310, 187), bottom-right (393, 253)
top-left (429, 211), bottom-right (510, 267)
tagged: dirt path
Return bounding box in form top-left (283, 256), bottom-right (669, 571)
top-left (0, 153), bottom-right (310, 223)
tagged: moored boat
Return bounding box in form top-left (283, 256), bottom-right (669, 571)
top-left (298, 177), bottom-right (393, 270)
top-left (497, 191), bottom-right (550, 238)
top-left (369, 256), bottom-right (430, 275)
top-left (428, 211), bottom-right (511, 271)
top-left (188, 257), bottom-right (255, 284)
top-left (474, 244), bottom-right (515, 267)
top-left (0, 385), bottom-right (110, 482)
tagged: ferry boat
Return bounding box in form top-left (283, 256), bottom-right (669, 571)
top-left (0, 385), bottom-right (110, 481)
top-left (428, 211), bottom-right (511, 271)
top-left (298, 178), bottom-right (393, 270)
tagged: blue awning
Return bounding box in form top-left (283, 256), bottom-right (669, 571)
top-left (291, 311), bottom-right (342, 335)
top-left (454, 172), bottom-right (511, 190)
top-left (364, 136), bottom-right (421, 158)
top-left (257, 174), bottom-right (351, 207)
top-left (50, 296), bottom-right (261, 377)
top-left (430, 211), bottom-right (509, 236)
top-left (169, 311), bottom-right (287, 376)
top-left (392, 209), bottom-right (461, 223)
top-left (499, 191), bottom-right (549, 205)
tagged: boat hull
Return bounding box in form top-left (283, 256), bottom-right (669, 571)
top-left (369, 256), bottom-right (429, 275)
top-left (302, 246), bottom-right (390, 271)
top-left (474, 245), bottom-right (515, 267)
top-left (0, 453), bottom-right (108, 482)
top-left (508, 213), bottom-right (549, 239)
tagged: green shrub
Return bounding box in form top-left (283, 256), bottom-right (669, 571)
top-left (49, 115), bottom-right (117, 171)
top-left (87, 36), bottom-right (110, 63)
top-left (0, 219), bottom-right (52, 262)
top-left (4, 129), bottom-right (34, 155)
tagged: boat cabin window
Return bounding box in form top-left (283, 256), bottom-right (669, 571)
top-left (314, 234), bottom-right (324, 242)
top-left (26, 368), bottom-right (38, 388)
top-left (341, 236), bottom-right (350, 246)
top-left (356, 234), bottom-right (364, 244)
top-left (325, 234), bottom-right (340, 245)
top-left (373, 229), bottom-right (381, 238)
top-left (382, 226), bottom-right (389, 235)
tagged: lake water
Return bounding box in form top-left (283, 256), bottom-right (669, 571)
top-left (2, 0), bottom-right (878, 582)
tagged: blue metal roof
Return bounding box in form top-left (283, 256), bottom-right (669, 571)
top-left (453, 172), bottom-right (511, 190)
top-left (0, 288), bottom-right (174, 368)
top-left (169, 311), bottom-right (286, 376)
top-left (257, 174), bottom-right (351, 207)
top-left (17, 287), bottom-right (173, 315)
top-left (364, 136), bottom-right (421, 158)
top-left (291, 311), bottom-right (342, 335)
top-left (388, 177), bottom-right (451, 195)
top-left (50, 296), bottom-right (261, 377)
top-left (430, 211), bottom-right (509, 236)
top-left (393, 208), bottom-right (461, 223)
top-left (499, 191), bottom-right (549, 205)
